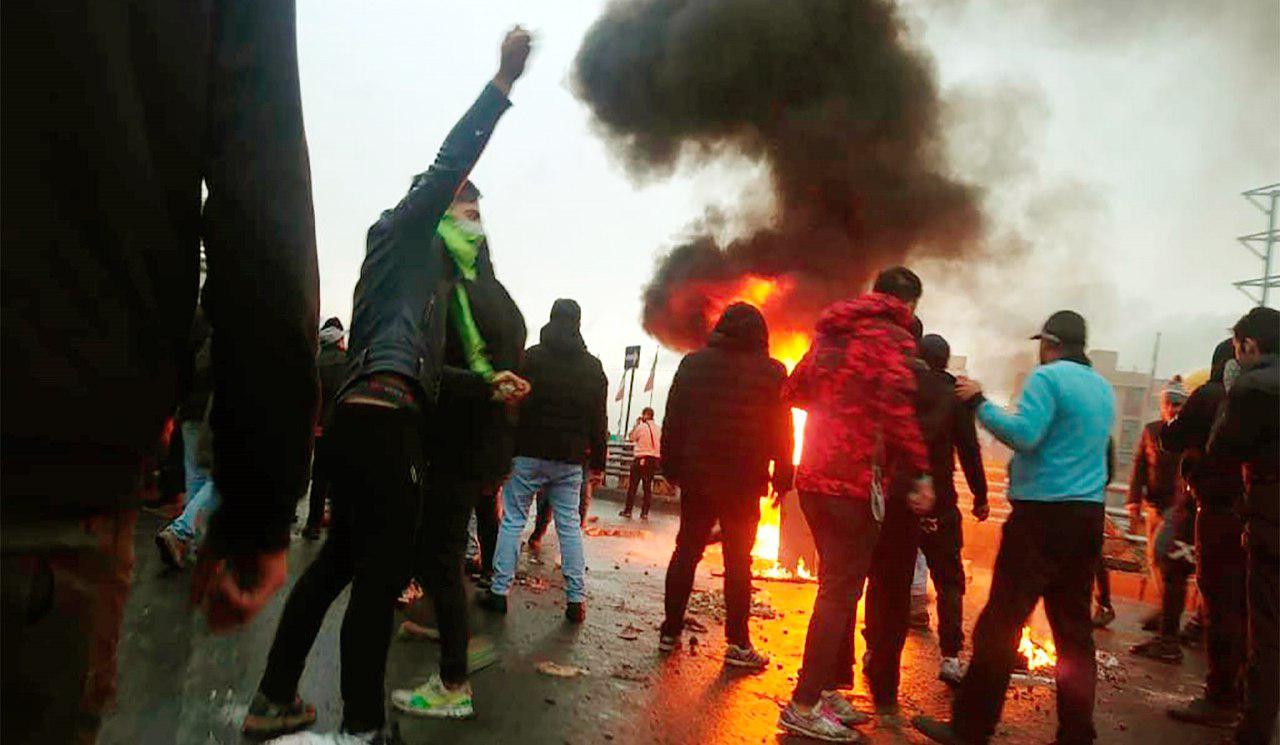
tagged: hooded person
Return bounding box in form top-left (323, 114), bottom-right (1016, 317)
top-left (482, 299), bottom-right (608, 623)
top-left (657, 303), bottom-right (794, 668)
top-left (1161, 339), bottom-right (1248, 726)
top-left (778, 267), bottom-right (934, 742)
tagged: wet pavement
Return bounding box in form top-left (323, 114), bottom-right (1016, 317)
top-left (101, 493), bottom-right (1223, 744)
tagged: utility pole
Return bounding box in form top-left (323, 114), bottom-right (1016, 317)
top-left (623, 366), bottom-right (637, 435)
top-left (1143, 332), bottom-right (1162, 418)
top-left (1234, 183), bottom-right (1280, 307)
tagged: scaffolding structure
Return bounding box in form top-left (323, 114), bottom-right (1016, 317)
top-left (1234, 183), bottom-right (1280, 307)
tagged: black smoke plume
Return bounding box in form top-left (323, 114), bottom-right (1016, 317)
top-left (573, 0), bottom-right (983, 351)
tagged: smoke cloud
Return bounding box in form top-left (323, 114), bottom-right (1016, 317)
top-left (572, 0), bottom-right (983, 351)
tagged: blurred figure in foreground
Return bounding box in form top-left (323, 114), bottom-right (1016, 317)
top-left (2, 2), bottom-right (319, 742)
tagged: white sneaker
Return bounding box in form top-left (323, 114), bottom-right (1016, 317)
top-left (820, 690), bottom-right (871, 726)
top-left (938, 656), bottom-right (968, 685)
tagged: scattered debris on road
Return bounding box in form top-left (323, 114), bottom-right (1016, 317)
top-left (536, 661), bottom-right (590, 678)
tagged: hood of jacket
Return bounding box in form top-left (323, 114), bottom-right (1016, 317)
top-left (707, 302), bottom-right (768, 354)
top-left (814, 292), bottom-right (914, 336)
top-left (539, 299), bottom-right (586, 354)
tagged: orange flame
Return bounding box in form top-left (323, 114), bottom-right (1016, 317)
top-left (1018, 626), bottom-right (1057, 671)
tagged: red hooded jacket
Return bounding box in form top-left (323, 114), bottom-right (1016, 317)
top-left (784, 292), bottom-right (928, 499)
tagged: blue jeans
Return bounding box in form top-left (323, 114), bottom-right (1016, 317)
top-left (491, 457), bottom-right (586, 602)
top-left (180, 420), bottom-right (210, 499)
top-left (169, 478), bottom-right (219, 543)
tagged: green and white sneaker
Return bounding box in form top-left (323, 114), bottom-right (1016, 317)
top-left (391, 675), bottom-right (474, 719)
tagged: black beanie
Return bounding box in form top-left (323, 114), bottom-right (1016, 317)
top-left (919, 333), bottom-right (950, 371)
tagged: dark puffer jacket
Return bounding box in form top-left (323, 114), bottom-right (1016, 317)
top-left (431, 235), bottom-right (527, 483)
top-left (661, 303), bottom-right (793, 499)
top-left (514, 300), bottom-right (608, 470)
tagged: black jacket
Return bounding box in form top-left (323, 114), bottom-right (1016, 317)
top-left (1161, 382), bottom-right (1243, 511)
top-left (661, 304), bottom-right (794, 499)
top-left (431, 236), bottom-right (527, 483)
top-left (316, 342), bottom-right (350, 430)
top-left (2, 1), bottom-right (319, 554)
top-left (514, 312), bottom-right (608, 470)
top-left (1127, 420), bottom-right (1181, 510)
top-left (347, 83), bottom-right (511, 407)
top-left (912, 363), bottom-right (988, 512)
top-left (1210, 354), bottom-right (1279, 532)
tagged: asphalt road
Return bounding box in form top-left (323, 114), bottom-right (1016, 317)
top-left (99, 491), bottom-right (1222, 744)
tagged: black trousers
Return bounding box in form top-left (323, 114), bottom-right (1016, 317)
top-left (921, 506), bottom-right (967, 658)
top-left (473, 483), bottom-right (500, 575)
top-left (864, 498), bottom-right (922, 705)
top-left (953, 500), bottom-right (1103, 745)
top-left (305, 434), bottom-right (332, 529)
top-left (257, 403), bottom-right (423, 732)
top-left (415, 472), bottom-right (479, 685)
top-left (1237, 518), bottom-right (1279, 745)
top-left (1197, 506), bottom-right (1247, 705)
top-left (624, 456), bottom-right (658, 515)
top-left (660, 491), bottom-right (759, 647)
top-left (793, 493), bottom-right (880, 706)
top-left (863, 502), bottom-right (970, 701)
top-left (1094, 561), bottom-right (1111, 608)
top-left (1155, 503), bottom-right (1197, 637)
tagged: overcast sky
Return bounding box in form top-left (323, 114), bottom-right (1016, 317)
top-left (297, 0), bottom-right (1279, 429)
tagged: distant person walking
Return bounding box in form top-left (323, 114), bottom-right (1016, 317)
top-left (622, 407), bottom-right (662, 519)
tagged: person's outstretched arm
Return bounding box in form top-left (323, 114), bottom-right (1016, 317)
top-left (196, 0), bottom-right (318, 631)
top-left (975, 368), bottom-right (1057, 453)
top-left (377, 28), bottom-right (531, 242)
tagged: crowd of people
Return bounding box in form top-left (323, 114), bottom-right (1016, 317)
top-left (2, 5), bottom-right (1277, 745)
